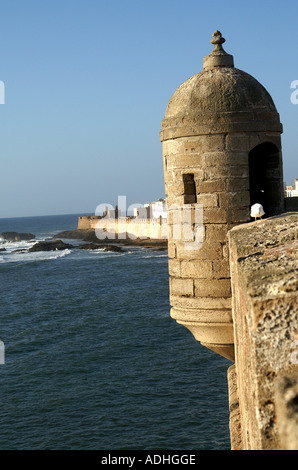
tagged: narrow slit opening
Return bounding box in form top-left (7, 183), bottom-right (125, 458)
top-left (183, 174), bottom-right (197, 204)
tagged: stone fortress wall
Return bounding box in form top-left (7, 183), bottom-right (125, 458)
top-left (78, 215), bottom-right (168, 240)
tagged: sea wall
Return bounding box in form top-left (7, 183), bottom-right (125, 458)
top-left (78, 216), bottom-right (100, 230)
top-left (227, 213), bottom-right (298, 450)
top-left (78, 216), bottom-right (168, 240)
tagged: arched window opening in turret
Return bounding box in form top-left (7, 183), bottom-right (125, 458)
top-left (248, 142), bottom-right (283, 218)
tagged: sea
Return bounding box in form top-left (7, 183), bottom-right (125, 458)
top-left (0, 213), bottom-right (231, 451)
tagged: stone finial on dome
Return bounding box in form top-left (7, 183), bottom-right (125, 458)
top-left (203, 30), bottom-right (234, 70)
top-left (211, 30), bottom-right (226, 47)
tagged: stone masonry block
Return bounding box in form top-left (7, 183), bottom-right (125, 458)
top-left (168, 223), bottom-right (198, 243)
top-left (166, 195), bottom-right (186, 207)
top-left (170, 277), bottom-right (194, 297)
top-left (197, 193), bottom-right (218, 208)
top-left (170, 307), bottom-right (233, 323)
top-left (176, 240), bottom-right (223, 260)
top-left (203, 151), bottom-right (248, 167)
top-left (167, 205), bottom-right (199, 226)
top-left (204, 165), bottom-right (249, 179)
top-left (226, 134), bottom-right (251, 152)
top-left (167, 154), bottom-right (204, 170)
top-left (203, 208), bottom-right (227, 224)
top-left (162, 139), bottom-right (185, 156)
top-left (167, 241), bottom-right (176, 259)
top-left (219, 191), bottom-right (251, 209)
top-left (170, 294), bottom-right (232, 310)
top-left (168, 259), bottom-right (181, 277)
top-left (195, 278), bottom-right (232, 298)
top-left (166, 180), bottom-right (185, 197)
top-left (180, 260), bottom-right (213, 278)
top-left (196, 180), bottom-right (225, 193)
top-left (212, 259), bottom-right (231, 278)
top-left (205, 224), bottom-right (230, 243)
top-left (184, 134), bottom-right (226, 153)
top-left (226, 177), bottom-right (250, 192)
top-left (227, 207), bottom-right (250, 224)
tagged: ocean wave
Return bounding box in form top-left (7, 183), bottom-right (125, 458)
top-left (89, 249), bottom-right (128, 258)
top-left (140, 253), bottom-right (168, 259)
top-left (0, 239), bottom-right (36, 252)
top-left (0, 247), bottom-right (72, 265)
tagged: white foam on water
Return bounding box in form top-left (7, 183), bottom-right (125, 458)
top-left (0, 247), bottom-right (72, 264)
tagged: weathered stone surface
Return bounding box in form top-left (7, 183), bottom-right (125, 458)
top-left (161, 63), bottom-right (281, 139)
top-left (197, 193), bottom-right (218, 208)
top-left (170, 277), bottom-right (194, 297)
top-left (176, 240), bottom-right (223, 260)
top-left (275, 371), bottom-right (298, 450)
top-left (228, 213), bottom-right (298, 450)
top-left (194, 278), bottom-right (231, 298)
top-left (170, 294), bottom-right (232, 310)
top-left (171, 306), bottom-right (232, 323)
top-left (228, 365), bottom-right (242, 450)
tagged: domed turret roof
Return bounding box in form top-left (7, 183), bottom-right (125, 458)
top-left (165, 67), bottom-right (277, 117)
top-left (161, 31), bottom-right (282, 139)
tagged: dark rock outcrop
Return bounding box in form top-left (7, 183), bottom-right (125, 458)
top-left (1, 232), bottom-right (35, 241)
top-left (28, 240), bottom-right (74, 252)
top-left (77, 243), bottom-right (123, 252)
top-left (28, 239), bottom-right (124, 253)
top-left (53, 229), bottom-right (98, 243)
top-left (53, 228), bottom-right (168, 250)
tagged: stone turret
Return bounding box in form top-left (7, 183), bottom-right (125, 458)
top-left (160, 31), bottom-right (284, 361)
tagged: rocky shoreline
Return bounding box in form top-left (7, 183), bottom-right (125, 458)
top-left (52, 229), bottom-right (168, 250)
top-left (28, 239), bottom-right (124, 253)
top-left (1, 229), bottom-right (168, 254)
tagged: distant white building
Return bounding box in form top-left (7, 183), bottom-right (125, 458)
top-left (145, 199), bottom-right (167, 219)
top-left (133, 199), bottom-right (167, 219)
top-left (286, 179), bottom-right (298, 197)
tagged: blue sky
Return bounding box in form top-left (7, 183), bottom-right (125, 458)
top-left (0, 0), bottom-right (297, 217)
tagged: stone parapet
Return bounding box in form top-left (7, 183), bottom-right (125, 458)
top-left (228, 213), bottom-right (298, 450)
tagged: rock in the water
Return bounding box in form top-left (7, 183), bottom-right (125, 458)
top-left (28, 240), bottom-right (74, 252)
top-left (100, 245), bottom-right (123, 252)
top-left (76, 243), bottom-right (103, 250)
top-left (77, 243), bottom-right (123, 252)
top-left (53, 229), bottom-right (99, 243)
top-left (1, 232), bottom-right (35, 241)
top-left (27, 239), bottom-right (123, 253)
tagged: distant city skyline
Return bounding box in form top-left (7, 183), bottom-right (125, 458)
top-left (0, 0), bottom-right (297, 218)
